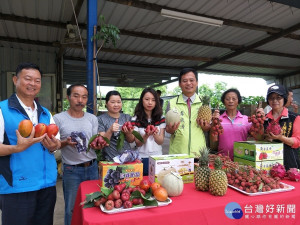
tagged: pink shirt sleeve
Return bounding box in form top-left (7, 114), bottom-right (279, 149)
top-left (291, 115), bottom-right (300, 148)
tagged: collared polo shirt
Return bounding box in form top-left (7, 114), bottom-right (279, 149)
top-left (218, 110), bottom-right (252, 160)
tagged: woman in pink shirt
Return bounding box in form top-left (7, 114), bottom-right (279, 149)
top-left (210, 89), bottom-right (252, 160)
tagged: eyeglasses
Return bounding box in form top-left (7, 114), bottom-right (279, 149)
top-left (268, 96), bottom-right (283, 102)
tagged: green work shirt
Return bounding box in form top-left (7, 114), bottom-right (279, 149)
top-left (168, 94), bottom-right (206, 157)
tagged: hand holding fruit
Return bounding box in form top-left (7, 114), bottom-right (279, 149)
top-left (248, 113), bottom-right (265, 140)
top-left (121, 121), bottom-right (134, 134)
top-left (14, 127), bottom-right (46, 153)
top-left (210, 117), bottom-right (223, 142)
top-left (212, 109), bottom-right (220, 119)
top-left (196, 118), bottom-right (211, 132)
top-left (89, 135), bottom-right (109, 150)
top-left (165, 122), bottom-right (180, 134)
top-left (41, 134), bottom-right (61, 153)
top-left (144, 125), bottom-right (158, 136)
top-left (255, 108), bottom-right (265, 117)
top-left (263, 120), bottom-right (282, 142)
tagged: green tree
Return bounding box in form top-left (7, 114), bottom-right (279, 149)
top-left (169, 86), bottom-right (181, 96)
top-left (241, 96), bottom-right (265, 105)
top-left (116, 87), bottom-right (143, 116)
top-left (198, 82), bottom-right (227, 108)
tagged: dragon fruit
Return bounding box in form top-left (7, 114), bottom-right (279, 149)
top-left (287, 168), bottom-right (300, 182)
top-left (265, 121), bottom-right (281, 135)
top-left (270, 163), bottom-right (286, 179)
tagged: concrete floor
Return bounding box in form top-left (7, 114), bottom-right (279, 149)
top-left (1, 136), bottom-right (170, 225)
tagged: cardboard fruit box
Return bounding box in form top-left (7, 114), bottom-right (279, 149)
top-left (234, 157), bottom-right (284, 172)
top-left (99, 160), bottom-right (143, 188)
top-left (234, 141), bottom-right (283, 162)
top-left (149, 154), bottom-right (194, 184)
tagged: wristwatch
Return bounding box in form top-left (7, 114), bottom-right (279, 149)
top-left (49, 146), bottom-right (60, 154)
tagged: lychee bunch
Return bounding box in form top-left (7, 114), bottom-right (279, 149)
top-left (248, 112), bottom-right (265, 139)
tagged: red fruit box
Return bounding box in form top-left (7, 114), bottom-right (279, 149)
top-left (99, 160), bottom-right (143, 188)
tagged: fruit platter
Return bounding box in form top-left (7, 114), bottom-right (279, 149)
top-left (82, 172), bottom-right (184, 214)
top-left (100, 197), bottom-right (172, 214)
top-left (226, 164), bottom-right (297, 196)
top-left (228, 182), bottom-right (294, 196)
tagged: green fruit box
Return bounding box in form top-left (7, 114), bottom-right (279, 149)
top-left (234, 157), bottom-right (284, 172)
top-left (149, 154), bottom-right (194, 184)
top-left (233, 141), bottom-right (283, 162)
top-left (98, 160), bottom-right (143, 188)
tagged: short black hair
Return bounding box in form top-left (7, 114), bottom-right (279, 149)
top-left (67, 84), bottom-right (88, 96)
top-left (105, 90), bottom-right (122, 103)
top-left (16, 62), bottom-right (42, 77)
top-left (156, 90), bottom-right (162, 95)
top-left (221, 88), bottom-right (242, 104)
top-left (287, 87), bottom-right (293, 93)
top-left (179, 68), bottom-right (198, 82)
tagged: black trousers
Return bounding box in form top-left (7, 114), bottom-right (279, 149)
top-left (0, 186), bottom-right (56, 225)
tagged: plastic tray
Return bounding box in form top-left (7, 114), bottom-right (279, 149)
top-left (100, 198), bottom-right (172, 214)
top-left (228, 182), bottom-right (295, 196)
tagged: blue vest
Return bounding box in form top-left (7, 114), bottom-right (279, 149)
top-left (0, 94), bottom-right (57, 194)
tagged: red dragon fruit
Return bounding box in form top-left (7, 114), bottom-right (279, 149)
top-left (287, 168), bottom-right (300, 182)
top-left (265, 121), bottom-right (281, 135)
top-left (270, 163), bottom-right (286, 179)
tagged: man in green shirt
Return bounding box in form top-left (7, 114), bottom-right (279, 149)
top-left (166, 68), bottom-right (210, 157)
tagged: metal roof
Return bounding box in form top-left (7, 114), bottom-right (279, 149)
top-left (1, 0), bottom-right (300, 88)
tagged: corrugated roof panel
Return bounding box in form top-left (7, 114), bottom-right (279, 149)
top-left (257, 38), bottom-right (300, 54)
top-left (232, 53), bottom-right (300, 68)
top-left (1, 0), bottom-right (300, 88)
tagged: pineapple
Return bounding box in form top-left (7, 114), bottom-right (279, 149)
top-left (194, 147), bottom-right (211, 191)
top-left (198, 96), bottom-right (212, 122)
top-left (209, 156), bottom-right (228, 196)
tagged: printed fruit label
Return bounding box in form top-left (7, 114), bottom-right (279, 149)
top-left (149, 154), bottom-right (194, 184)
top-left (234, 141), bottom-right (283, 162)
top-left (99, 161), bottom-right (143, 188)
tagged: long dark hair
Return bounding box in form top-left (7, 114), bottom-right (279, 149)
top-left (134, 88), bottom-right (162, 127)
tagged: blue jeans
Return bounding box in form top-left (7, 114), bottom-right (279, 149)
top-left (142, 158), bottom-right (149, 176)
top-left (0, 186), bottom-right (56, 225)
top-left (63, 160), bottom-right (98, 225)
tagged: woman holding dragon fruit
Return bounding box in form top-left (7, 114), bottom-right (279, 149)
top-left (131, 88), bottom-right (166, 176)
top-left (262, 84), bottom-right (300, 170)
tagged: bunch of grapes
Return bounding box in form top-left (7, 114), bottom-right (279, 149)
top-left (70, 131), bottom-right (87, 153)
top-left (248, 112), bottom-right (265, 139)
top-left (210, 118), bottom-right (224, 141)
top-left (104, 167), bottom-right (122, 188)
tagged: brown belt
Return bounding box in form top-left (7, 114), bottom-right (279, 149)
top-left (73, 159), bottom-right (96, 167)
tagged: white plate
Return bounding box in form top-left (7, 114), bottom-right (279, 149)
top-left (100, 198), bottom-right (172, 214)
top-left (228, 182), bottom-right (295, 196)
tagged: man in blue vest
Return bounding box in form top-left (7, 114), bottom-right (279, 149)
top-left (0, 62), bottom-right (61, 225)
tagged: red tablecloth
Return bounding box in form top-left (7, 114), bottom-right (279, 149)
top-left (71, 179), bottom-right (300, 225)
